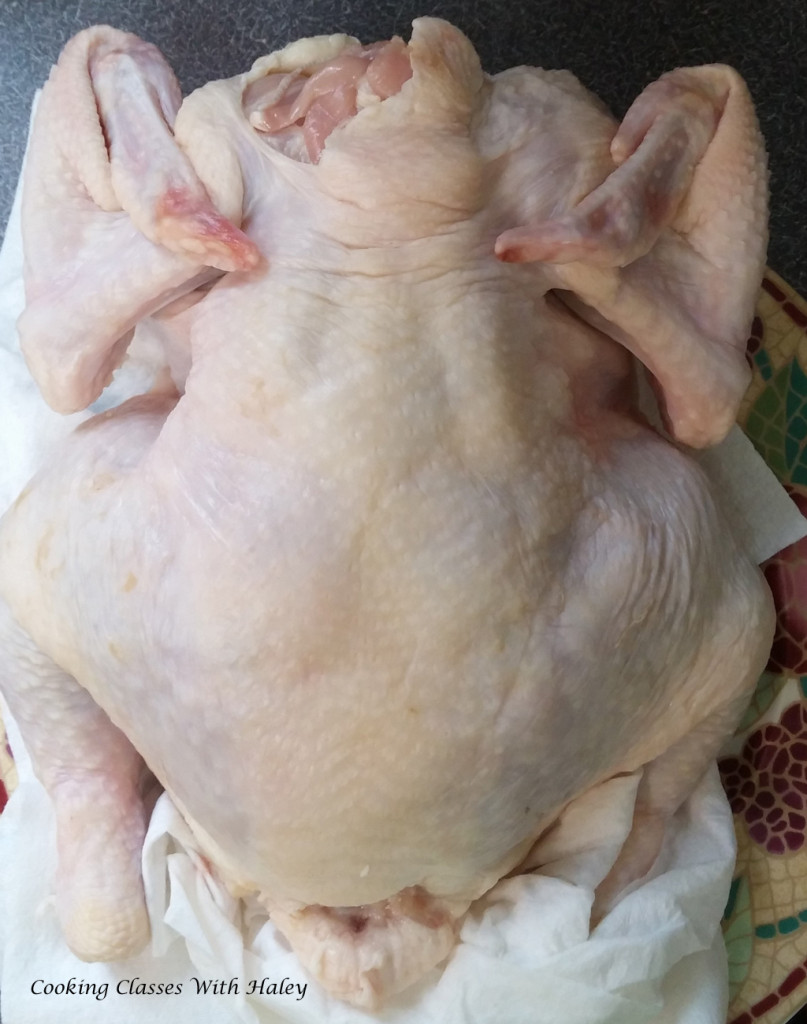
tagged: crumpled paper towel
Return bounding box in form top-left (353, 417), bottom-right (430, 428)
top-left (1, 105), bottom-right (807, 1024)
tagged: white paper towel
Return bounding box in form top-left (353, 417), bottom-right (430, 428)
top-left (1, 104), bottom-right (807, 1024)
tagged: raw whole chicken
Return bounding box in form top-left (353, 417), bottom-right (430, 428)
top-left (0, 17), bottom-right (774, 1009)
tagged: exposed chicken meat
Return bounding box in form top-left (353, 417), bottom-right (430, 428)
top-left (244, 38), bottom-right (412, 161)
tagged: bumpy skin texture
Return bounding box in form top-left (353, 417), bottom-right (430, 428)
top-left (0, 18), bottom-right (774, 1008)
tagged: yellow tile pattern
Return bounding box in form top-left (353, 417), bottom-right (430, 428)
top-left (726, 273), bottom-right (807, 1024)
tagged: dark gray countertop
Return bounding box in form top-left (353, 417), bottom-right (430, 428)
top-left (1, 0), bottom-right (804, 294)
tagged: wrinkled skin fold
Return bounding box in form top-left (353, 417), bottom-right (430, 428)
top-left (0, 17), bottom-right (773, 1009)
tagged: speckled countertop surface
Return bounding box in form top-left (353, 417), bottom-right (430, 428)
top-left (0, 0), bottom-right (804, 294)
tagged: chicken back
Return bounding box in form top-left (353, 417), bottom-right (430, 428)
top-left (0, 17), bottom-right (773, 1008)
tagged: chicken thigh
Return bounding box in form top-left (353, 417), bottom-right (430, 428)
top-left (0, 17), bottom-right (773, 1008)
